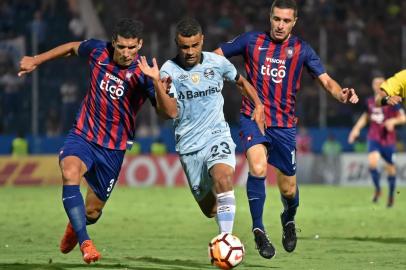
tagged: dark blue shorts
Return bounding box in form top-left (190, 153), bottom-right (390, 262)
top-left (239, 114), bottom-right (296, 176)
top-left (367, 140), bottom-right (395, 164)
top-left (59, 132), bottom-right (125, 201)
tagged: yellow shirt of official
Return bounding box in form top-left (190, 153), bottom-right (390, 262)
top-left (380, 69), bottom-right (406, 97)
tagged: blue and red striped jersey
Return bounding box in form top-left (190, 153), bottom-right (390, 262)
top-left (74, 39), bottom-right (156, 150)
top-left (220, 31), bottom-right (325, 128)
top-left (366, 96), bottom-right (403, 146)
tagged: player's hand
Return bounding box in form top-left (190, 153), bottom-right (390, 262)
top-left (252, 104), bottom-right (266, 135)
top-left (137, 56), bottom-right (160, 81)
top-left (348, 130), bottom-right (359, 144)
top-left (160, 76), bottom-right (172, 93)
top-left (384, 118), bottom-right (396, 131)
top-left (18, 56), bottom-right (38, 77)
top-left (341, 88), bottom-right (359, 104)
top-left (386, 96), bottom-right (403, 106)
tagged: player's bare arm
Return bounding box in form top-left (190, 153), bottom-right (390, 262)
top-left (348, 112), bottom-right (368, 144)
top-left (317, 73), bottom-right (359, 104)
top-left (137, 56), bottom-right (177, 119)
top-left (375, 90), bottom-right (403, 107)
top-left (384, 109), bottom-right (406, 131)
top-left (18, 41), bottom-right (81, 77)
top-left (236, 74), bottom-right (266, 134)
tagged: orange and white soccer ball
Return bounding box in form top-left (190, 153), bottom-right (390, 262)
top-left (208, 233), bottom-right (245, 270)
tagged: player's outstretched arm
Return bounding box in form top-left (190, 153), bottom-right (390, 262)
top-left (137, 56), bottom-right (177, 119)
top-left (375, 90), bottom-right (402, 107)
top-left (348, 112), bottom-right (368, 144)
top-left (317, 73), bottom-right (359, 104)
top-left (18, 42), bottom-right (81, 77)
top-left (236, 74), bottom-right (265, 134)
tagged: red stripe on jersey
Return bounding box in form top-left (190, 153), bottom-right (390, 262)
top-left (285, 41), bottom-right (302, 127)
top-left (262, 42), bottom-right (277, 127)
top-left (96, 52), bottom-right (112, 146)
top-left (274, 41), bottom-right (289, 127)
top-left (243, 34), bottom-right (267, 118)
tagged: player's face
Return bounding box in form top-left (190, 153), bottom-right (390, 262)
top-left (372, 77), bottom-right (385, 94)
top-left (112, 35), bottom-right (142, 66)
top-left (270, 7), bottom-right (297, 42)
top-left (176, 33), bottom-right (204, 68)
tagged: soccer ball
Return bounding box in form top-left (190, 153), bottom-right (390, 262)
top-left (208, 233), bottom-right (245, 270)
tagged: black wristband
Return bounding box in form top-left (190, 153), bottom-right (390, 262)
top-left (381, 96), bottom-right (390, 106)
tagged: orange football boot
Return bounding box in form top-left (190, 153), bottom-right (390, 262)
top-left (60, 222), bottom-right (78, 253)
top-left (80, 240), bottom-right (101, 264)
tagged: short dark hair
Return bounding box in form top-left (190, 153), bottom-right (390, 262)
top-left (112, 18), bottom-right (143, 40)
top-left (271, 0), bottom-right (298, 17)
top-left (176, 17), bottom-right (202, 37)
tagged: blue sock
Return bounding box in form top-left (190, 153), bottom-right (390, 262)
top-left (62, 185), bottom-right (89, 245)
top-left (369, 168), bottom-right (380, 192)
top-left (281, 185), bottom-right (299, 225)
top-left (246, 174), bottom-right (266, 231)
top-left (388, 175), bottom-right (396, 198)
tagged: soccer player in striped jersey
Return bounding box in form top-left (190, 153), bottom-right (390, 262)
top-left (18, 19), bottom-right (174, 264)
top-left (348, 76), bottom-right (406, 207)
top-left (138, 17), bottom-right (265, 239)
top-left (214, 0), bottom-right (358, 258)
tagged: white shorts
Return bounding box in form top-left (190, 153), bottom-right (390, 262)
top-left (180, 135), bottom-right (236, 202)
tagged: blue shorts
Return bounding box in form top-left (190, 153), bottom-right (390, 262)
top-left (59, 132), bottom-right (125, 201)
top-left (239, 114), bottom-right (296, 176)
top-left (367, 140), bottom-right (395, 164)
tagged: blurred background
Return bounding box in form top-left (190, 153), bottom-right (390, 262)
top-left (1, 0), bottom-right (406, 186)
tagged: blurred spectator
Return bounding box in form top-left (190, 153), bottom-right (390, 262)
top-left (322, 134), bottom-right (342, 184)
top-left (28, 10), bottom-right (47, 51)
top-left (45, 107), bottom-right (61, 136)
top-left (296, 127), bottom-right (312, 154)
top-left (11, 131), bottom-right (28, 157)
top-left (60, 79), bottom-right (79, 133)
top-left (126, 141), bottom-right (141, 156)
top-left (68, 12), bottom-right (85, 39)
top-left (353, 138), bottom-right (367, 153)
top-left (150, 138), bottom-right (167, 156)
top-left (0, 66), bottom-right (23, 133)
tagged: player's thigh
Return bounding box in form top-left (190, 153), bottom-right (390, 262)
top-left (246, 144), bottom-right (268, 177)
top-left (276, 169), bottom-right (297, 198)
top-left (59, 132), bottom-right (95, 184)
top-left (368, 151), bottom-right (380, 168)
top-left (180, 150), bottom-right (212, 202)
top-left (85, 187), bottom-right (106, 218)
top-left (266, 127), bottom-right (296, 177)
top-left (59, 156), bottom-right (88, 185)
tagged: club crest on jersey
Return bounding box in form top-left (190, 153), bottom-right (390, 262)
top-left (204, 68), bottom-right (215, 79)
top-left (125, 72), bottom-right (133, 80)
top-left (285, 47), bottom-right (294, 58)
top-left (191, 73), bottom-right (200, 84)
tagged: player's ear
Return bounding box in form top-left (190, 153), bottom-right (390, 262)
top-left (137, 39), bottom-right (143, 50)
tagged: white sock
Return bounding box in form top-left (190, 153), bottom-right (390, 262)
top-left (216, 190), bottom-right (236, 234)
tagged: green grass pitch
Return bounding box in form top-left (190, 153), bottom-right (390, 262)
top-left (0, 185), bottom-right (405, 270)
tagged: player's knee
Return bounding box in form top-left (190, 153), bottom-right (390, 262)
top-left (280, 184), bottom-right (296, 198)
top-left (86, 207), bottom-right (102, 220)
top-left (250, 163), bottom-right (267, 177)
top-left (61, 166), bottom-right (82, 184)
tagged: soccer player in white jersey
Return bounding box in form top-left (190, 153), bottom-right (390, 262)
top-left (138, 17), bottom-right (265, 235)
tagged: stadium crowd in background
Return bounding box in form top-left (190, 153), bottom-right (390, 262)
top-left (0, 0), bottom-right (405, 143)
